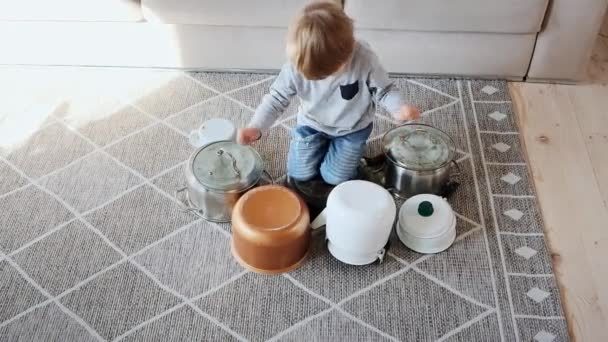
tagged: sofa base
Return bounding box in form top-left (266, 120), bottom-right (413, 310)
top-left (0, 21), bottom-right (535, 79)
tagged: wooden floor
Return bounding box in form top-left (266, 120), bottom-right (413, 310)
top-left (508, 29), bottom-right (608, 342)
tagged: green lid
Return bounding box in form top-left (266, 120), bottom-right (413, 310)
top-left (418, 201), bottom-right (434, 217)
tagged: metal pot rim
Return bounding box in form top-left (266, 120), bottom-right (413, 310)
top-left (187, 141), bottom-right (264, 193)
top-left (381, 123), bottom-right (456, 171)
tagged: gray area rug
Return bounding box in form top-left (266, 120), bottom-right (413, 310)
top-left (0, 69), bottom-right (568, 341)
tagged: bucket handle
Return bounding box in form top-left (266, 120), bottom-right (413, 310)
top-left (310, 208), bottom-right (327, 230)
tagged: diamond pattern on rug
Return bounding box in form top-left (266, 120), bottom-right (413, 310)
top-left (12, 220), bottom-right (122, 296)
top-left (501, 235), bottom-right (554, 274)
top-left (527, 287), bottom-right (551, 303)
top-left (474, 102), bottom-right (518, 132)
top-left (470, 80), bottom-right (510, 102)
top-left (131, 73), bottom-right (218, 119)
top-left (494, 196), bottom-right (544, 234)
top-left (0, 72), bottom-right (567, 341)
top-left (276, 309), bottom-right (392, 342)
top-left (288, 236), bottom-right (405, 302)
top-left (447, 159), bottom-right (482, 225)
top-left (227, 77), bottom-right (301, 116)
top-left (417, 229), bottom-right (496, 307)
top-left (377, 78), bottom-right (456, 119)
top-left (60, 262), bottom-right (181, 341)
top-left (481, 133), bottom-right (525, 164)
top-left (39, 152), bottom-right (142, 213)
top-left (0, 186), bottom-right (73, 253)
top-left (0, 303), bottom-right (97, 342)
top-left (150, 163), bottom-right (186, 198)
top-left (420, 101), bottom-right (469, 153)
top-left (1, 123), bottom-right (95, 179)
top-left (166, 96), bottom-right (254, 135)
top-left (190, 71), bottom-right (273, 94)
top-left (134, 221), bottom-right (243, 298)
top-left (70, 102), bottom-right (153, 147)
top-left (481, 85), bottom-right (499, 96)
top-left (516, 318), bottom-right (568, 342)
top-left (0, 160), bottom-right (28, 196)
top-left (341, 270), bottom-right (487, 341)
top-left (196, 272), bottom-right (330, 341)
top-left (516, 246), bottom-right (538, 260)
top-left (410, 78), bottom-right (460, 99)
top-left (251, 125), bottom-right (291, 180)
top-left (488, 111), bottom-right (508, 122)
top-left (84, 185), bottom-right (197, 255)
top-left (443, 312), bottom-right (502, 342)
top-left (122, 306), bottom-right (238, 342)
top-left (509, 275), bottom-right (564, 317)
top-left (487, 164), bottom-right (534, 196)
top-left (105, 124), bottom-right (191, 179)
top-left (504, 208), bottom-right (525, 221)
top-left (0, 260), bottom-right (47, 323)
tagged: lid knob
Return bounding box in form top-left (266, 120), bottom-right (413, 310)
top-left (418, 201), bottom-right (434, 217)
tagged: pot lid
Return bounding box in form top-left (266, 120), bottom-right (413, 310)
top-left (382, 124), bottom-right (455, 170)
top-left (199, 118), bottom-right (236, 140)
top-left (398, 194), bottom-right (455, 239)
top-left (190, 118), bottom-right (237, 147)
top-left (192, 141), bottom-right (263, 191)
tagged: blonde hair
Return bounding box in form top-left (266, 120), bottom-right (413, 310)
top-left (287, 1), bottom-right (355, 80)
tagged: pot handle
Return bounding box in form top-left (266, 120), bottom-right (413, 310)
top-left (439, 161), bottom-right (461, 198)
top-left (216, 149), bottom-right (241, 177)
top-left (387, 188), bottom-right (406, 200)
top-left (262, 170), bottom-right (275, 185)
top-left (174, 187), bottom-right (207, 219)
top-left (310, 208), bottom-right (328, 230)
top-left (376, 239), bottom-right (391, 264)
top-left (377, 248), bottom-right (386, 264)
top-left (450, 160), bottom-right (462, 177)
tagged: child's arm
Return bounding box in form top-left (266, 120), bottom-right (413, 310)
top-left (239, 64), bottom-right (297, 144)
top-left (367, 52), bottom-right (420, 122)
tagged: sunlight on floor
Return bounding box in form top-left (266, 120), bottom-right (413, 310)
top-left (0, 67), bottom-right (180, 151)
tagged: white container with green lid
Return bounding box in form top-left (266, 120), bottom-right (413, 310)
top-left (396, 194), bottom-right (456, 254)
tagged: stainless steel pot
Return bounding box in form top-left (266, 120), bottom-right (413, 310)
top-left (174, 141), bottom-right (270, 222)
top-left (381, 124), bottom-right (460, 198)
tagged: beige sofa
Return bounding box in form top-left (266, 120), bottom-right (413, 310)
top-left (0, 0), bottom-right (606, 82)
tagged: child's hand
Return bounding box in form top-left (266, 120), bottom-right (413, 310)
top-left (237, 128), bottom-right (262, 145)
top-left (395, 105), bottom-right (421, 123)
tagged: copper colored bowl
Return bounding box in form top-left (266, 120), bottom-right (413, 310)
top-left (231, 185), bottom-right (310, 274)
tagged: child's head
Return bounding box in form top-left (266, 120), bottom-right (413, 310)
top-left (287, 1), bottom-right (355, 80)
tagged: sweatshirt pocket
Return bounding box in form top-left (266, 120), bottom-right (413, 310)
top-left (340, 80), bottom-right (359, 100)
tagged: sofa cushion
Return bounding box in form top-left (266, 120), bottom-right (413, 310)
top-left (345, 0), bottom-right (549, 34)
top-left (141, 0), bottom-right (312, 26)
top-left (0, 0), bottom-right (143, 22)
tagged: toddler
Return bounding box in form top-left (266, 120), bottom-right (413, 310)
top-left (239, 1), bottom-right (420, 187)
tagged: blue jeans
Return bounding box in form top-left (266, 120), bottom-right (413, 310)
top-left (287, 124), bottom-right (373, 185)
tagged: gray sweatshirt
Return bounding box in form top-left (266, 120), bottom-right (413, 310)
top-left (249, 41), bottom-right (405, 136)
